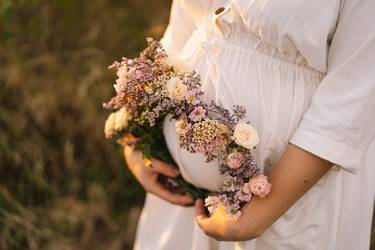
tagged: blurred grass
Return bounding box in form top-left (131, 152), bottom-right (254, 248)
top-left (0, 0), bottom-right (170, 249)
top-left (0, 1), bottom-right (374, 250)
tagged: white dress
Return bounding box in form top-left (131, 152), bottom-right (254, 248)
top-left (134, 0), bottom-right (375, 249)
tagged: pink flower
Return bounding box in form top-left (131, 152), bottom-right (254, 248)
top-left (186, 90), bottom-right (200, 104)
top-left (226, 152), bottom-right (244, 169)
top-left (249, 175), bottom-right (272, 198)
top-left (175, 119), bottom-right (190, 135)
top-left (188, 106), bottom-right (206, 122)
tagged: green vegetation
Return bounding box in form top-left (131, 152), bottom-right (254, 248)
top-left (0, 0), bottom-right (170, 249)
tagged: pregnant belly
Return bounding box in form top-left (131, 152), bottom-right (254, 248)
top-left (163, 41), bottom-right (323, 192)
top-left (163, 115), bottom-right (223, 192)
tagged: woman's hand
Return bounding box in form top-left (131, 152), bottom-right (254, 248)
top-left (124, 146), bottom-right (194, 206)
top-left (195, 144), bottom-right (332, 241)
top-left (195, 199), bottom-right (262, 241)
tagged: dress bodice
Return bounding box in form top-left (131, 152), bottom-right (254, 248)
top-left (176, 0), bottom-right (342, 72)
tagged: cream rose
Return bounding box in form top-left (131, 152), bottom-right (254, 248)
top-left (232, 122), bottom-right (259, 149)
top-left (104, 112), bottom-right (116, 139)
top-left (167, 77), bottom-right (187, 100)
top-left (165, 56), bottom-right (190, 73)
top-left (114, 107), bottom-right (131, 131)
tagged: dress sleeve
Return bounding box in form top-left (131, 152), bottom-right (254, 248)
top-left (290, 0), bottom-right (375, 173)
top-left (160, 0), bottom-right (196, 56)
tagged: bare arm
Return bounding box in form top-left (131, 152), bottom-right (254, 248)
top-left (195, 143), bottom-right (332, 241)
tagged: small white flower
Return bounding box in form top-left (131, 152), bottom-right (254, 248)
top-left (165, 56), bottom-right (190, 73)
top-left (242, 183), bottom-right (252, 194)
top-left (104, 113), bottom-right (116, 139)
top-left (232, 122), bottom-right (259, 149)
top-left (116, 65), bottom-right (128, 79)
top-left (114, 107), bottom-right (131, 131)
top-left (167, 77), bottom-right (187, 101)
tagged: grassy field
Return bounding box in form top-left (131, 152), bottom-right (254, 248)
top-left (0, 0), bottom-right (170, 249)
top-left (0, 1), bottom-right (373, 250)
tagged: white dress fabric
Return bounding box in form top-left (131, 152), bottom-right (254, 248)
top-left (134, 0), bottom-right (375, 249)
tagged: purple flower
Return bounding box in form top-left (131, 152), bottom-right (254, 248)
top-left (205, 196), bottom-right (218, 207)
top-left (222, 173), bottom-right (238, 192)
top-left (226, 203), bottom-right (241, 221)
top-left (188, 106), bottom-right (206, 122)
top-left (205, 196), bottom-right (219, 214)
top-left (185, 89), bottom-right (201, 104)
top-left (217, 194), bottom-right (229, 206)
top-left (235, 190), bottom-right (253, 202)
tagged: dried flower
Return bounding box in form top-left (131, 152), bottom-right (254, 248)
top-left (249, 175), bottom-right (272, 198)
top-left (227, 152), bottom-right (244, 169)
top-left (186, 89), bottom-right (200, 105)
top-left (235, 190), bottom-right (252, 202)
top-left (205, 196), bottom-right (219, 214)
top-left (114, 107), bottom-right (131, 131)
top-left (175, 119), bottom-right (190, 135)
top-left (143, 158), bottom-right (153, 168)
top-left (226, 203), bottom-right (241, 221)
top-left (103, 38), bottom-right (269, 221)
top-left (192, 119), bottom-right (219, 145)
top-left (188, 106), bottom-right (206, 122)
top-left (167, 77), bottom-right (187, 100)
top-left (222, 174), bottom-right (238, 192)
top-left (104, 113), bottom-right (116, 139)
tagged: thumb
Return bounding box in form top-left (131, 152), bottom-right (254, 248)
top-left (195, 199), bottom-right (208, 222)
top-left (151, 159), bottom-right (180, 177)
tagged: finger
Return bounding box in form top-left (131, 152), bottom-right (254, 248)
top-left (195, 199), bottom-right (211, 232)
top-left (195, 199), bottom-right (207, 219)
top-left (195, 199), bottom-right (208, 221)
top-left (149, 174), bottom-right (194, 206)
top-left (151, 158), bottom-right (180, 177)
top-left (195, 199), bottom-right (219, 238)
top-left (154, 183), bottom-right (194, 206)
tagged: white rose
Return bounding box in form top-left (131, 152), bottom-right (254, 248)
top-left (114, 107), bottom-right (131, 131)
top-left (232, 123), bottom-right (259, 149)
top-left (165, 56), bottom-right (190, 73)
top-left (104, 113), bottom-right (116, 139)
top-left (167, 77), bottom-right (187, 101)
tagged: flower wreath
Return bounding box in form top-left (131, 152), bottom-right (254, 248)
top-left (104, 38), bottom-right (271, 220)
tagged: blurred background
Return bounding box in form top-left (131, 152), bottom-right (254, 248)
top-left (0, 0), bottom-right (170, 249)
top-left (0, 1), bottom-right (374, 250)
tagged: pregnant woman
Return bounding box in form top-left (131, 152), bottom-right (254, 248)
top-left (124, 0), bottom-right (375, 249)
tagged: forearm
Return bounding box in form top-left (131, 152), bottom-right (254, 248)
top-left (238, 143), bottom-right (332, 239)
